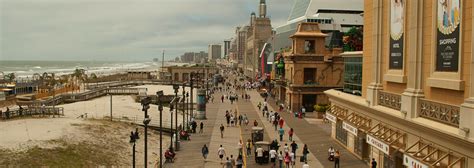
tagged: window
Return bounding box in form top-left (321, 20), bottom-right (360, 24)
top-left (336, 120), bottom-right (348, 145)
top-left (303, 68), bottom-right (317, 85)
top-left (304, 40), bottom-right (315, 53)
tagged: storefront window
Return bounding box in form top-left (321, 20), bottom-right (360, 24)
top-left (355, 132), bottom-right (369, 162)
top-left (336, 120), bottom-right (348, 145)
top-left (383, 152), bottom-right (404, 168)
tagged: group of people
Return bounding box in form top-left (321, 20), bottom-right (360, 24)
top-left (255, 99), bottom-right (313, 168)
top-left (224, 109), bottom-right (247, 128)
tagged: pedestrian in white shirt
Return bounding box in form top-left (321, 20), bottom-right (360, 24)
top-left (269, 149), bottom-right (277, 166)
top-left (218, 145), bottom-right (226, 164)
top-left (290, 151), bottom-right (296, 166)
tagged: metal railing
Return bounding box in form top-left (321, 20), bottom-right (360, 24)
top-left (1, 106), bottom-right (64, 120)
top-left (378, 91), bottom-right (401, 111)
top-left (418, 98), bottom-right (460, 127)
top-left (17, 87), bottom-right (146, 106)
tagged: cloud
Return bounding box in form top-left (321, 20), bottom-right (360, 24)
top-left (0, 0), bottom-right (293, 61)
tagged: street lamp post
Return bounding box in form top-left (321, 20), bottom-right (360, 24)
top-left (182, 83), bottom-right (186, 130)
top-left (169, 104), bottom-right (174, 150)
top-left (129, 129), bottom-right (139, 168)
top-left (172, 84), bottom-right (179, 151)
top-left (157, 91), bottom-right (164, 168)
top-left (190, 72), bottom-right (194, 120)
top-left (141, 97), bottom-right (151, 168)
top-left (186, 92), bottom-right (189, 129)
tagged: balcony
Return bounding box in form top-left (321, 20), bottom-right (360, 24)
top-left (418, 99), bottom-right (460, 127)
top-left (378, 91), bottom-right (401, 111)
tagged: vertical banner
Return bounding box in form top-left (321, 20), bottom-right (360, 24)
top-left (436, 0), bottom-right (461, 72)
top-left (389, 0), bottom-right (404, 69)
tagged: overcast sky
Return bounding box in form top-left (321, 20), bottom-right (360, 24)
top-left (0, 0), bottom-right (293, 62)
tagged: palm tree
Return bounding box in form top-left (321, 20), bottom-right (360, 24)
top-left (5, 73), bottom-right (16, 82)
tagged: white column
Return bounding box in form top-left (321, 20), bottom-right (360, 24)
top-left (366, 0), bottom-right (384, 106)
top-left (459, 4), bottom-right (474, 140)
top-left (401, 0), bottom-right (425, 119)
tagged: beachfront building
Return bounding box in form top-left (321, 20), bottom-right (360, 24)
top-left (208, 44), bottom-right (222, 62)
top-left (325, 0), bottom-right (473, 167)
top-left (280, 22), bottom-right (343, 113)
top-left (243, 0), bottom-right (273, 79)
top-left (273, 0), bottom-right (364, 52)
top-left (164, 65), bottom-right (219, 84)
top-left (126, 71), bottom-right (152, 80)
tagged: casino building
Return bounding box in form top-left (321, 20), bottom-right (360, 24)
top-left (325, 0), bottom-right (473, 167)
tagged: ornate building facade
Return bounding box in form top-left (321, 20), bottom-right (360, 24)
top-left (280, 22), bottom-right (343, 113)
top-left (325, 0), bottom-right (473, 167)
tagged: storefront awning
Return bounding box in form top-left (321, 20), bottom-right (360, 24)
top-left (345, 113), bottom-right (371, 132)
top-left (328, 104), bottom-right (348, 119)
top-left (366, 123), bottom-right (406, 155)
top-left (404, 140), bottom-right (465, 168)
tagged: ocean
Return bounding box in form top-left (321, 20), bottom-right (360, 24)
top-left (0, 60), bottom-right (163, 79)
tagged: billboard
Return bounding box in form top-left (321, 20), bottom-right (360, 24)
top-left (436, 0), bottom-right (461, 72)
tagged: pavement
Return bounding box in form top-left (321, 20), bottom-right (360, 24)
top-left (163, 73), bottom-right (367, 168)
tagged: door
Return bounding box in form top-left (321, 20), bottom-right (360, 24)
top-left (302, 94), bottom-right (317, 112)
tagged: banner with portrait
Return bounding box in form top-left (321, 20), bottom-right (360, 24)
top-left (389, 0), bottom-right (404, 69)
top-left (436, 0), bottom-right (461, 72)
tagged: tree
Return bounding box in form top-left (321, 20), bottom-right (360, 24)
top-left (5, 73), bottom-right (16, 82)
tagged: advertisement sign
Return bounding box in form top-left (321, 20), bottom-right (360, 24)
top-left (343, 121), bottom-right (358, 136)
top-left (366, 134), bottom-right (390, 155)
top-left (326, 113), bottom-right (337, 123)
top-left (436, 0), bottom-right (461, 72)
top-left (389, 0), bottom-right (404, 69)
top-left (403, 154), bottom-right (429, 168)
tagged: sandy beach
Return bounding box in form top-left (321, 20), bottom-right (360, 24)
top-left (0, 84), bottom-right (193, 166)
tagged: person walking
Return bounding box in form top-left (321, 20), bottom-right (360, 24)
top-left (254, 120), bottom-right (258, 127)
top-left (284, 153), bottom-right (291, 168)
top-left (256, 145), bottom-right (264, 164)
top-left (334, 150), bottom-right (340, 168)
top-left (226, 111), bottom-right (231, 126)
top-left (246, 139), bottom-right (252, 157)
top-left (237, 140), bottom-right (243, 155)
top-left (270, 148), bottom-right (277, 167)
top-left (291, 141), bottom-right (298, 155)
top-left (199, 122), bottom-right (204, 133)
top-left (236, 155), bottom-right (243, 168)
top-left (220, 124), bottom-right (225, 138)
top-left (283, 143), bottom-right (289, 154)
top-left (273, 119), bottom-right (278, 131)
top-left (223, 157), bottom-right (232, 168)
top-left (302, 144), bottom-right (309, 162)
top-left (218, 145), bottom-right (226, 164)
top-left (279, 118), bottom-right (285, 128)
top-left (289, 128), bottom-right (294, 141)
top-left (278, 151), bottom-right (284, 168)
top-left (278, 127), bottom-right (285, 141)
top-left (202, 144), bottom-right (209, 161)
top-left (371, 158), bottom-right (377, 168)
top-left (290, 151), bottom-right (296, 166)
top-left (221, 95), bottom-right (224, 103)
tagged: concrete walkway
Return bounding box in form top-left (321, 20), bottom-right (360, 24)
top-left (163, 73), bottom-right (367, 168)
top-left (247, 90), bottom-right (368, 168)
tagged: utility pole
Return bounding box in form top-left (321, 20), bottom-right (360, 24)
top-left (190, 72), bottom-right (194, 120)
top-left (182, 83), bottom-right (186, 130)
top-left (157, 91), bottom-right (164, 168)
top-left (110, 93), bottom-right (112, 121)
top-left (162, 50), bottom-right (165, 68)
top-left (173, 85), bottom-right (179, 151)
top-left (141, 97), bottom-right (151, 168)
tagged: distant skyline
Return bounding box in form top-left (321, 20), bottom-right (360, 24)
top-left (0, 0), bottom-right (293, 62)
